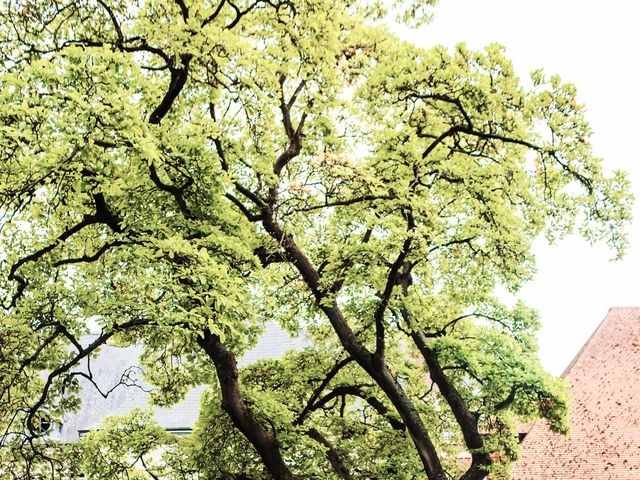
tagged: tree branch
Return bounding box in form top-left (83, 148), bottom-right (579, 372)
top-left (306, 428), bottom-right (354, 480)
top-left (294, 357), bottom-right (353, 426)
top-left (201, 0), bottom-right (227, 26)
top-left (53, 240), bottom-right (128, 267)
top-left (148, 162), bottom-right (194, 218)
top-left (148, 54), bottom-right (192, 125)
top-left (259, 210), bottom-right (445, 479)
top-left (399, 277), bottom-right (492, 480)
top-left (373, 210), bottom-right (415, 361)
top-left (173, 0), bottom-right (189, 21)
top-left (96, 0), bottom-right (124, 43)
top-left (25, 317), bottom-right (149, 437)
top-left (286, 194), bottom-right (395, 214)
top-left (421, 124), bottom-right (593, 193)
top-left (196, 329), bottom-right (294, 480)
top-left (274, 74), bottom-right (306, 176)
top-left (302, 384), bottom-right (405, 432)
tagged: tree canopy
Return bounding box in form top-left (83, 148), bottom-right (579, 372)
top-left (0, 1), bottom-right (632, 479)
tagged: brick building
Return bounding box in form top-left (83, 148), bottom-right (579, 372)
top-left (512, 307), bottom-right (640, 479)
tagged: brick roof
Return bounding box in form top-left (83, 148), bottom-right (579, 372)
top-left (511, 307), bottom-right (640, 479)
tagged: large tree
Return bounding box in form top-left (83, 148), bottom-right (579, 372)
top-left (0, 1), bottom-right (631, 479)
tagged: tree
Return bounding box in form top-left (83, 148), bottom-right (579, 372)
top-left (0, 1), bottom-right (631, 479)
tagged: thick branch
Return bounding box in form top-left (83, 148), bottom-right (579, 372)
top-left (148, 54), bottom-right (192, 125)
top-left (494, 385), bottom-right (517, 411)
top-left (259, 213), bottom-right (445, 480)
top-left (253, 90), bottom-right (445, 477)
top-left (196, 329), bottom-right (294, 480)
top-left (173, 0), bottom-right (189, 21)
top-left (402, 297), bottom-right (492, 480)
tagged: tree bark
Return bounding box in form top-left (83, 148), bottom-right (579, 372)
top-left (260, 215), bottom-right (446, 480)
top-left (197, 330), bottom-right (294, 480)
top-left (409, 325), bottom-right (492, 480)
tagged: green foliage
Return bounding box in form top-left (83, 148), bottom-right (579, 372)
top-left (76, 410), bottom-right (180, 479)
top-left (0, 0), bottom-right (631, 479)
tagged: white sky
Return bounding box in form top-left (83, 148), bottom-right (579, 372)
top-left (396, 0), bottom-right (640, 374)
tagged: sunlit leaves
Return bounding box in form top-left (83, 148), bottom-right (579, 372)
top-left (0, 0), bottom-right (631, 478)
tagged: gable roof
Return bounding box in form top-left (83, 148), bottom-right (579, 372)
top-left (511, 307), bottom-right (640, 479)
top-left (58, 321), bottom-right (305, 442)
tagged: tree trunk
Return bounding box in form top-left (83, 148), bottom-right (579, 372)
top-left (411, 329), bottom-right (492, 480)
top-left (261, 214), bottom-right (446, 480)
top-left (197, 330), bottom-right (295, 480)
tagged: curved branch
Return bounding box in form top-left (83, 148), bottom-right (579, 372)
top-left (148, 54), bottom-right (192, 125)
top-left (225, 193), bottom-right (263, 222)
top-left (196, 329), bottom-right (294, 480)
top-left (294, 357), bottom-right (353, 426)
top-left (148, 162), bottom-right (194, 218)
top-left (95, 0), bottom-right (124, 43)
top-left (202, 0), bottom-right (227, 26)
top-left (8, 191), bottom-right (122, 282)
top-left (399, 91), bottom-right (473, 128)
top-left (53, 240), bottom-right (128, 267)
top-left (302, 385), bottom-right (405, 432)
top-left (25, 317), bottom-right (149, 436)
top-left (421, 124), bottom-right (593, 193)
top-left (8, 215), bottom-right (101, 282)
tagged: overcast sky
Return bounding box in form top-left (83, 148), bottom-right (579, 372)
top-left (396, 0), bottom-right (640, 374)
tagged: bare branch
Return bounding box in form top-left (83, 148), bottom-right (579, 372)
top-left (202, 0), bottom-right (227, 26)
top-left (25, 317), bottom-right (149, 437)
top-left (294, 357), bottom-right (353, 426)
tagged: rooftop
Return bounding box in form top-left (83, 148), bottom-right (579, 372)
top-left (511, 307), bottom-right (640, 479)
top-left (58, 322), bottom-right (304, 442)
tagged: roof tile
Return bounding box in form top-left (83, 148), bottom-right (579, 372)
top-left (511, 307), bottom-right (640, 479)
